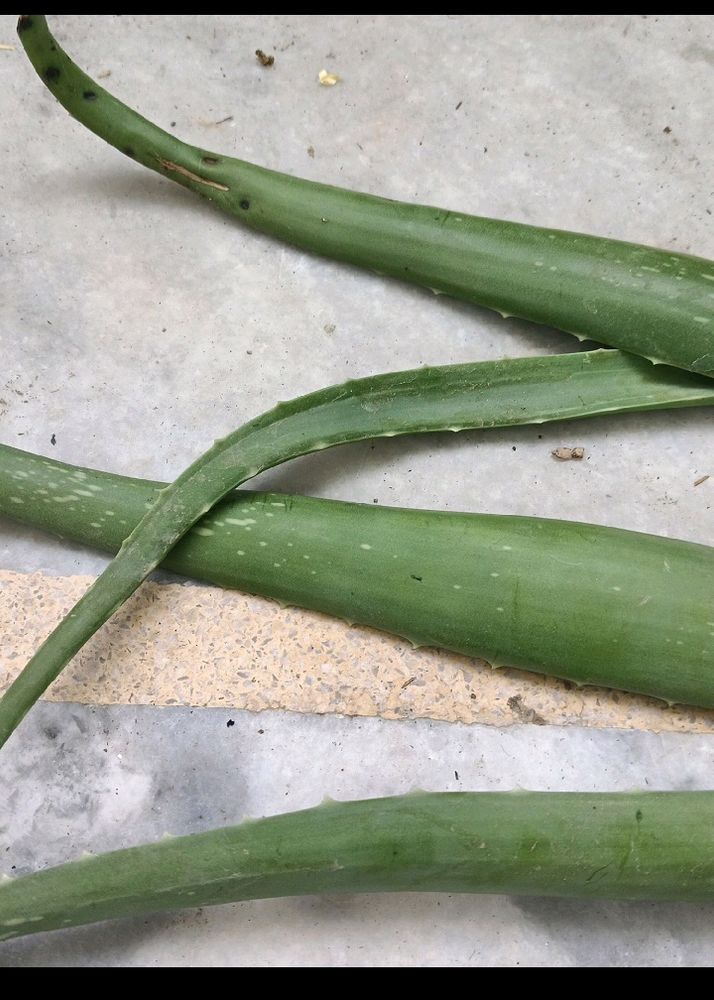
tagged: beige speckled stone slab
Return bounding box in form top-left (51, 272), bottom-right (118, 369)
top-left (2, 569), bottom-right (713, 734)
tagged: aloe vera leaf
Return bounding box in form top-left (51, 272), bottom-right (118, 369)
top-left (2, 351), bottom-right (714, 712)
top-left (3, 790), bottom-right (714, 942)
top-left (17, 15), bottom-right (714, 376)
top-left (9, 349), bottom-right (680, 748)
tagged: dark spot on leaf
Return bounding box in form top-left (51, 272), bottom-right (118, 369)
top-left (202, 156), bottom-right (220, 165)
top-left (83, 90), bottom-right (98, 101)
top-left (410, 575), bottom-right (423, 582)
top-left (123, 147), bottom-right (135, 158)
top-left (44, 66), bottom-right (60, 83)
top-left (636, 810), bottom-right (643, 823)
top-left (17, 15), bottom-right (34, 33)
top-left (239, 199), bottom-right (251, 211)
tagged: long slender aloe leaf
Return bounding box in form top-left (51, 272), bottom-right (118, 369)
top-left (8, 349), bottom-right (668, 748)
top-left (3, 791), bottom-right (714, 942)
top-left (17, 15), bottom-right (714, 376)
top-left (2, 351), bottom-right (714, 726)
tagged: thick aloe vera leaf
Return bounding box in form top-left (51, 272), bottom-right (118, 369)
top-left (18, 15), bottom-right (714, 375)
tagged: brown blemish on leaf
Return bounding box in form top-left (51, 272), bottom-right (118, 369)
top-left (156, 157), bottom-right (229, 192)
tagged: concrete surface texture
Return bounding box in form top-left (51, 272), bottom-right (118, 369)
top-left (1, 13), bottom-right (713, 966)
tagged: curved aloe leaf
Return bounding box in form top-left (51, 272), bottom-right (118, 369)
top-left (2, 350), bottom-right (714, 737)
top-left (4, 349), bottom-right (656, 748)
top-left (17, 14), bottom-right (714, 375)
top-left (4, 791), bottom-right (714, 942)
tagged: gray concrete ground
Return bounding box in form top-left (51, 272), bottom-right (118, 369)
top-left (1, 14), bottom-right (713, 966)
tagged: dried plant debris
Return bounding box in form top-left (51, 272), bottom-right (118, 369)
top-left (552, 447), bottom-right (586, 461)
top-left (256, 49), bottom-right (275, 68)
top-left (694, 475), bottom-right (710, 488)
top-left (196, 116), bottom-right (234, 128)
top-left (507, 694), bottom-right (547, 726)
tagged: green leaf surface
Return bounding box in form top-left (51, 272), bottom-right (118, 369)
top-left (17, 14), bottom-right (714, 376)
top-left (2, 350), bottom-right (714, 746)
top-left (4, 791), bottom-right (714, 942)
